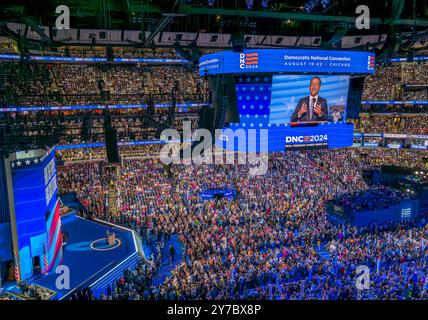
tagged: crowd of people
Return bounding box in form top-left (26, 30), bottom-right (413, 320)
top-left (351, 113), bottom-right (428, 135)
top-left (2, 56), bottom-right (426, 111)
top-left (5, 108), bottom-right (200, 145)
top-left (363, 63), bottom-right (401, 101)
top-left (331, 185), bottom-right (407, 212)
top-left (2, 47), bottom-right (427, 301)
top-left (362, 61), bottom-right (428, 101)
top-left (55, 145), bottom-right (427, 300)
top-left (401, 63), bottom-right (428, 86)
top-left (12, 282), bottom-right (56, 300)
top-left (2, 61), bottom-right (204, 107)
top-left (356, 148), bottom-right (427, 170)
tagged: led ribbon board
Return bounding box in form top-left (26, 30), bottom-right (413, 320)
top-left (199, 49), bottom-right (375, 76)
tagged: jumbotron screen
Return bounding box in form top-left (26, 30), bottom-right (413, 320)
top-left (216, 74), bottom-right (354, 152)
top-left (269, 74), bottom-right (350, 124)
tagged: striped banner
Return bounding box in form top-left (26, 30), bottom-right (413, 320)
top-left (43, 243), bottom-right (49, 274)
top-left (14, 264), bottom-right (20, 283)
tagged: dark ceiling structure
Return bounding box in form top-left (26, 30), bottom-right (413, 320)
top-left (0, 1), bottom-right (427, 55)
top-left (1, 1), bottom-right (427, 33)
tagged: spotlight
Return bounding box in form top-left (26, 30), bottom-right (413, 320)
top-left (320, 0), bottom-right (331, 9)
top-left (261, 0), bottom-right (270, 8)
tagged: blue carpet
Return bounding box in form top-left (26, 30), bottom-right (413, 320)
top-left (143, 242), bottom-right (153, 259)
top-left (314, 245), bottom-right (332, 261)
top-left (151, 234), bottom-right (183, 286)
top-left (33, 215), bottom-right (135, 299)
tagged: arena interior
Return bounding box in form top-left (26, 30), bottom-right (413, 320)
top-left (0, 0), bottom-right (427, 307)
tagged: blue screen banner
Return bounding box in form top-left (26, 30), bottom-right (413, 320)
top-left (361, 100), bottom-right (428, 105)
top-left (0, 102), bottom-right (205, 113)
top-left (0, 54), bottom-right (190, 64)
top-left (199, 49), bottom-right (375, 76)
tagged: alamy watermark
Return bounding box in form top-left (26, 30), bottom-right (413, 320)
top-left (55, 265), bottom-right (70, 290)
top-left (355, 265), bottom-right (370, 290)
top-left (355, 5), bottom-right (370, 30)
top-left (159, 121), bottom-right (269, 176)
top-left (55, 5), bottom-right (70, 30)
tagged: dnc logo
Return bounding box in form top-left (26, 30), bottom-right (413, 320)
top-left (367, 55), bottom-right (375, 70)
top-left (239, 52), bottom-right (259, 69)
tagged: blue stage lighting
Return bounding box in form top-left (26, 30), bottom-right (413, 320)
top-left (304, 0), bottom-right (320, 13)
top-left (321, 0), bottom-right (331, 9)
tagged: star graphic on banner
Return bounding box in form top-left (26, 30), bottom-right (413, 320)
top-left (276, 123), bottom-right (280, 127)
top-left (33, 158), bottom-right (38, 164)
top-left (255, 96), bottom-right (259, 100)
top-left (251, 86), bottom-right (255, 91)
top-left (242, 105), bottom-right (246, 109)
top-left (259, 123), bottom-right (263, 127)
top-left (246, 96), bottom-right (250, 100)
top-left (259, 105), bottom-right (263, 109)
top-left (16, 161), bottom-right (22, 166)
top-left (246, 114), bottom-right (250, 118)
top-left (243, 87), bottom-right (247, 91)
top-left (250, 123), bottom-right (254, 127)
top-left (264, 96), bottom-right (268, 100)
top-left (268, 124), bottom-right (272, 127)
top-left (242, 123), bottom-right (246, 127)
top-left (259, 86), bottom-right (264, 91)
top-left (250, 105), bottom-right (255, 109)
top-left (255, 77), bottom-right (259, 82)
top-left (255, 114), bottom-right (259, 118)
top-left (263, 114), bottom-right (268, 118)
top-left (11, 162), bottom-right (15, 168)
top-left (25, 160), bottom-right (31, 165)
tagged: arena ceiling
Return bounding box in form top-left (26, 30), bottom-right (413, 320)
top-left (1, 1), bottom-right (428, 32)
top-left (0, 1), bottom-right (427, 52)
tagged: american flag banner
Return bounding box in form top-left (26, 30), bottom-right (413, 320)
top-left (14, 263), bottom-right (20, 283)
top-left (43, 243), bottom-right (49, 274)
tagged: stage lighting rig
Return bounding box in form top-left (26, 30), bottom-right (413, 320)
top-left (261, 0), bottom-right (270, 9)
top-left (304, 0), bottom-right (320, 14)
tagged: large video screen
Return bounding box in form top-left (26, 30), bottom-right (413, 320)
top-left (215, 74), bottom-right (354, 152)
top-left (269, 74), bottom-right (350, 124)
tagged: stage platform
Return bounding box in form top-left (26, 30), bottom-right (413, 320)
top-left (26, 213), bottom-right (140, 300)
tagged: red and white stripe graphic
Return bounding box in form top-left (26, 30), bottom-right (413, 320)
top-left (245, 53), bottom-right (259, 65)
top-left (14, 264), bottom-right (20, 283)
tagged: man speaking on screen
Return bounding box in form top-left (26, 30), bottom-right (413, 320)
top-left (290, 76), bottom-right (328, 122)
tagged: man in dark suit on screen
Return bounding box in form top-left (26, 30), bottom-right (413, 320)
top-left (290, 76), bottom-right (328, 122)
